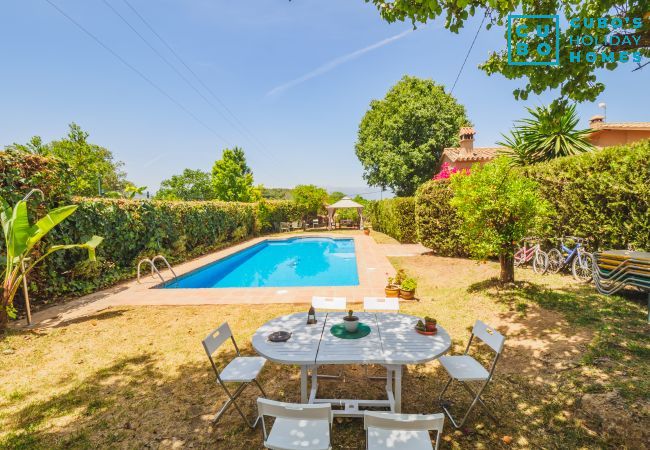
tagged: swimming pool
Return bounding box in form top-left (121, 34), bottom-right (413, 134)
top-left (163, 237), bottom-right (359, 288)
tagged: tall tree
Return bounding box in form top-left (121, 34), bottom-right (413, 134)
top-left (499, 103), bottom-right (593, 165)
top-left (355, 76), bottom-right (469, 196)
top-left (450, 157), bottom-right (550, 283)
top-left (364, 0), bottom-right (650, 102)
top-left (211, 147), bottom-right (260, 202)
top-left (155, 169), bottom-right (215, 201)
top-left (292, 184), bottom-right (329, 220)
top-left (6, 123), bottom-right (127, 196)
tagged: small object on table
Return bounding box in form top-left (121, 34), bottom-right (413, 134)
top-left (330, 323), bottom-right (371, 339)
top-left (415, 319), bottom-right (437, 335)
top-left (343, 309), bottom-right (359, 332)
top-left (268, 331), bottom-right (292, 342)
top-left (307, 306), bottom-right (317, 325)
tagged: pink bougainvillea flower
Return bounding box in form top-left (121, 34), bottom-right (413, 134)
top-left (433, 162), bottom-right (470, 180)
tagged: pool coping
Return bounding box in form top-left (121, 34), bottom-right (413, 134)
top-left (18, 233), bottom-right (394, 328)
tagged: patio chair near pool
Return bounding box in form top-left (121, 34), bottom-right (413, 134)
top-left (364, 411), bottom-right (445, 450)
top-left (438, 320), bottom-right (505, 428)
top-left (202, 323), bottom-right (267, 428)
top-left (257, 398), bottom-right (333, 450)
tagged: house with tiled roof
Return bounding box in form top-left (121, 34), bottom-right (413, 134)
top-left (587, 116), bottom-right (650, 147)
top-left (440, 127), bottom-right (504, 171)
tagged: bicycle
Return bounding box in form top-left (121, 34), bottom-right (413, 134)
top-left (514, 237), bottom-right (548, 274)
top-left (547, 236), bottom-right (594, 282)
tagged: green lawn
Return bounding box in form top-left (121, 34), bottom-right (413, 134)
top-left (1, 255), bottom-right (647, 449)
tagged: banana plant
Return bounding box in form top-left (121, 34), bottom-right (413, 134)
top-left (1, 189), bottom-right (103, 328)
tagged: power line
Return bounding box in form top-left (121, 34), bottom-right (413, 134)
top-left (101, 0), bottom-right (282, 160)
top-left (121, 0), bottom-right (273, 157)
top-left (450, 12), bottom-right (487, 95)
top-left (44, 0), bottom-right (231, 145)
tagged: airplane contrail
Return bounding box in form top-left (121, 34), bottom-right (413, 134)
top-left (266, 28), bottom-right (415, 97)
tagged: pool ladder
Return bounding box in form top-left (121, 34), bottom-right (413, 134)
top-left (137, 255), bottom-right (177, 284)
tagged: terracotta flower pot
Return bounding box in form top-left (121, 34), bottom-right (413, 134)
top-left (399, 289), bottom-right (415, 300)
top-left (425, 321), bottom-right (437, 332)
top-left (364, 229), bottom-right (370, 235)
top-left (385, 286), bottom-right (400, 298)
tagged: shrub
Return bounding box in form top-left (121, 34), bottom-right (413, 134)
top-left (0, 150), bottom-right (73, 206)
top-left (415, 180), bottom-right (467, 256)
top-left (30, 198), bottom-right (258, 300)
top-left (256, 200), bottom-right (302, 232)
top-left (367, 197), bottom-right (416, 243)
top-left (522, 139), bottom-right (650, 251)
top-left (450, 157), bottom-right (550, 283)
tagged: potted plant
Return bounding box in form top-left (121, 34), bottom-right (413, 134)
top-left (424, 316), bottom-right (437, 333)
top-left (384, 275), bottom-right (400, 298)
top-left (394, 269), bottom-right (407, 286)
top-left (363, 226), bottom-right (370, 236)
top-left (343, 309), bottom-right (359, 332)
top-left (399, 277), bottom-right (417, 300)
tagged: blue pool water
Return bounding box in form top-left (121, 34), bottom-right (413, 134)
top-left (163, 237), bottom-right (359, 288)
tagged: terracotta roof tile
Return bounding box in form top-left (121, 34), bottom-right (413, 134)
top-left (591, 122), bottom-right (650, 130)
top-left (442, 147), bottom-right (503, 162)
top-left (459, 127), bottom-right (475, 135)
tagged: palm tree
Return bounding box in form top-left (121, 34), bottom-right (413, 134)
top-left (499, 103), bottom-right (593, 165)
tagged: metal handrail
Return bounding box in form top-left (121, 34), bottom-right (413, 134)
top-left (151, 255), bottom-right (177, 279)
top-left (137, 258), bottom-right (165, 284)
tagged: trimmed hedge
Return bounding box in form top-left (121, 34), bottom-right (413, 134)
top-left (367, 197), bottom-right (417, 243)
top-left (415, 180), bottom-right (467, 256)
top-left (414, 140), bottom-right (650, 255)
top-left (257, 199), bottom-right (302, 232)
top-left (523, 139), bottom-right (650, 251)
top-left (31, 198), bottom-right (257, 300)
top-left (0, 151), bottom-right (304, 304)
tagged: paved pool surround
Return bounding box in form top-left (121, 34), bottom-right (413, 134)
top-left (21, 233), bottom-right (396, 327)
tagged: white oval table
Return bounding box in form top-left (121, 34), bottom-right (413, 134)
top-left (252, 311), bottom-right (451, 417)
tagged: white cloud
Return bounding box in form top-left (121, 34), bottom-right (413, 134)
top-left (266, 28), bottom-right (415, 97)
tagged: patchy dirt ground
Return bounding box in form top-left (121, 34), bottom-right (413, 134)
top-left (1, 254), bottom-right (648, 449)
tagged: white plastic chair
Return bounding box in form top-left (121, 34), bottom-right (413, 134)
top-left (364, 411), bottom-right (445, 450)
top-left (438, 320), bottom-right (505, 428)
top-left (312, 296), bottom-right (347, 311)
top-left (202, 323), bottom-right (267, 428)
top-left (363, 297), bottom-right (399, 312)
top-left (257, 398), bottom-right (333, 450)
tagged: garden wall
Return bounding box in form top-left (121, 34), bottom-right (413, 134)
top-left (366, 197), bottom-right (417, 243)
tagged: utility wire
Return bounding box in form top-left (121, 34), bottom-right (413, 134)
top-left (450, 12), bottom-right (487, 95)
top-left (101, 0), bottom-right (282, 161)
top-left (44, 0), bottom-right (231, 145)
top-left (121, 0), bottom-right (273, 156)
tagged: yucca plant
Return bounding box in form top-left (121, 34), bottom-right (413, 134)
top-left (499, 103), bottom-right (593, 166)
top-left (1, 190), bottom-right (103, 328)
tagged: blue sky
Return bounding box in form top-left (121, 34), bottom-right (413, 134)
top-left (2, 1), bottom-right (649, 198)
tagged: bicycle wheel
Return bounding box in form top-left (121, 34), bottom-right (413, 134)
top-left (572, 252), bottom-right (594, 282)
top-left (547, 248), bottom-right (563, 274)
top-left (533, 251), bottom-right (548, 274)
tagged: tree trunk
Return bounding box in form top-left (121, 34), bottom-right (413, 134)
top-left (0, 287), bottom-right (8, 330)
top-left (499, 253), bottom-right (515, 284)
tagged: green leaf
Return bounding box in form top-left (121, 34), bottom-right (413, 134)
top-left (26, 205), bottom-right (78, 251)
